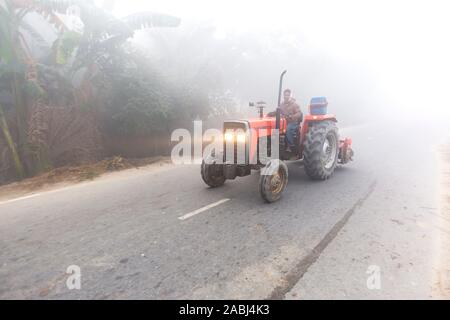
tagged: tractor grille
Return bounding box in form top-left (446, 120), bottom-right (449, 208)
top-left (223, 121), bottom-right (249, 165)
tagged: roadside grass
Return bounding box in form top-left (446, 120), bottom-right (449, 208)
top-left (0, 156), bottom-right (170, 201)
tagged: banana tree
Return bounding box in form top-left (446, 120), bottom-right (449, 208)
top-left (0, 103), bottom-right (25, 178)
top-left (0, 0), bottom-right (180, 179)
top-left (0, 0), bottom-right (43, 178)
top-left (7, 0), bottom-right (180, 106)
top-left (0, 0), bottom-right (68, 178)
top-left (50, 2), bottom-right (181, 106)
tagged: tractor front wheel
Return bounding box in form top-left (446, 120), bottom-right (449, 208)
top-left (303, 120), bottom-right (339, 180)
top-left (201, 153), bottom-right (226, 188)
top-left (259, 160), bottom-right (289, 203)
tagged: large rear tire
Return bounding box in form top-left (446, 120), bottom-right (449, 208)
top-left (303, 121), bottom-right (339, 180)
top-left (201, 154), bottom-right (226, 188)
top-left (259, 160), bottom-right (288, 203)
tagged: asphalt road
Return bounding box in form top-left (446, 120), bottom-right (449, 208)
top-left (0, 118), bottom-right (449, 299)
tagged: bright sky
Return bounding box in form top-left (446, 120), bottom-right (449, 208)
top-left (110, 0), bottom-right (450, 117)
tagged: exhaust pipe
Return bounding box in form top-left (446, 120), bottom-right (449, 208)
top-left (276, 70), bottom-right (287, 130)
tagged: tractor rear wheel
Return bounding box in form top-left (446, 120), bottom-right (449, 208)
top-left (201, 153), bottom-right (226, 188)
top-left (303, 121), bottom-right (339, 180)
top-left (259, 160), bottom-right (289, 203)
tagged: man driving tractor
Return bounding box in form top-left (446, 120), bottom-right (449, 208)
top-left (201, 70), bottom-right (354, 203)
top-left (279, 89), bottom-right (303, 152)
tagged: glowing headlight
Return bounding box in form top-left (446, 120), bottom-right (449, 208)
top-left (236, 133), bottom-right (246, 143)
top-left (224, 132), bottom-right (234, 143)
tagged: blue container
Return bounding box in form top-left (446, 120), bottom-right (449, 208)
top-left (309, 96), bottom-right (328, 115)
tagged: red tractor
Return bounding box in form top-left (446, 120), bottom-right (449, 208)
top-left (201, 70), bottom-right (354, 202)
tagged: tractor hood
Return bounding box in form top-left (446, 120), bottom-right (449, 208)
top-left (246, 117), bottom-right (286, 131)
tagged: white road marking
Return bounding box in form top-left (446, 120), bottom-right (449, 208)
top-left (0, 193), bottom-right (42, 205)
top-left (178, 198), bottom-right (230, 220)
top-left (0, 185), bottom-right (77, 206)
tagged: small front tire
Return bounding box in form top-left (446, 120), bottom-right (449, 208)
top-left (259, 160), bottom-right (289, 203)
top-left (201, 154), bottom-right (226, 188)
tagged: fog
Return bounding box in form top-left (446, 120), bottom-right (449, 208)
top-left (108, 0), bottom-right (450, 124)
top-left (1, 0), bottom-right (449, 182)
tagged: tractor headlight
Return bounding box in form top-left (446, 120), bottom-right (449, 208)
top-left (224, 131), bottom-right (246, 143)
top-left (236, 133), bottom-right (246, 143)
top-left (224, 132), bottom-right (234, 143)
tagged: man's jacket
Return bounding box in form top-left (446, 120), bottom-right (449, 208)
top-left (279, 98), bottom-right (302, 124)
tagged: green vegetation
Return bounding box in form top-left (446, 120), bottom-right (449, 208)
top-left (0, 0), bottom-right (187, 183)
top-left (0, 0), bottom-right (374, 184)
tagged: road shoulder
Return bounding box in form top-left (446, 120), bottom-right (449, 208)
top-left (432, 142), bottom-right (450, 298)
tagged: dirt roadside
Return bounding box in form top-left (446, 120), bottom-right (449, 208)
top-left (433, 142), bottom-right (450, 298)
top-left (0, 156), bottom-right (172, 202)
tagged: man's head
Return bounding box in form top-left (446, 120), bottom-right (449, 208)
top-left (283, 89), bottom-right (292, 103)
